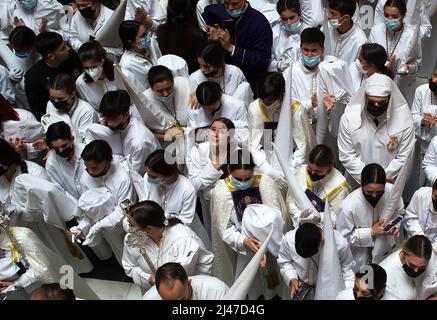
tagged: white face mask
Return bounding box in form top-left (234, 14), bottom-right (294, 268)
top-left (328, 18), bottom-right (343, 29)
top-left (355, 59), bottom-right (368, 75)
top-left (85, 65), bottom-right (104, 81)
top-left (265, 100), bottom-right (282, 112)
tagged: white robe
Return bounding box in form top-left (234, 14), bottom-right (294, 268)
top-left (143, 274), bottom-right (229, 300)
top-left (69, 4), bottom-right (123, 57)
top-left (210, 174), bottom-right (288, 286)
top-left (125, 0), bottom-right (166, 32)
top-left (406, 187), bottom-right (437, 247)
top-left (0, 64), bottom-right (15, 103)
top-left (119, 40), bottom-right (161, 92)
top-left (298, 0), bottom-right (324, 28)
top-left (0, 226), bottom-right (98, 300)
top-left (277, 228), bottom-right (355, 295)
top-left (286, 165), bottom-right (349, 227)
top-left (75, 73), bottom-right (126, 112)
top-left (325, 23), bottom-right (368, 65)
top-left (268, 23), bottom-right (302, 72)
top-left (122, 223), bottom-right (213, 290)
top-left (249, 0), bottom-right (280, 28)
top-left (423, 135), bottom-right (437, 184)
top-left (45, 142), bottom-right (85, 201)
top-left (336, 184), bottom-right (423, 270)
top-left (369, 23), bottom-right (422, 105)
top-left (189, 64), bottom-right (254, 109)
top-left (42, 97), bottom-right (98, 143)
top-left (80, 160), bottom-right (137, 228)
top-left (379, 249), bottom-right (437, 300)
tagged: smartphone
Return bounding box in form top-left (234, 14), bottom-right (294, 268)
top-left (120, 199), bottom-right (133, 215)
top-left (293, 286), bottom-right (311, 300)
top-left (383, 216), bottom-right (403, 233)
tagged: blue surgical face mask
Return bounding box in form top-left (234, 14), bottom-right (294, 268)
top-left (139, 34), bottom-right (151, 49)
top-left (18, 0), bottom-right (38, 10)
top-left (14, 50), bottom-right (31, 59)
top-left (384, 17), bottom-right (401, 30)
top-left (231, 176), bottom-right (254, 191)
top-left (301, 54), bottom-right (321, 68)
top-left (281, 20), bottom-right (301, 33)
top-left (226, 8), bottom-right (243, 19)
top-left (155, 91), bottom-right (175, 103)
top-left (147, 177), bottom-right (163, 185)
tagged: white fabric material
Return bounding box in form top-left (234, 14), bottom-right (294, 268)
top-left (423, 135), bottom-right (437, 184)
top-left (249, 0), bottom-right (280, 27)
top-left (69, 4), bottom-right (122, 56)
top-left (1, 109), bottom-right (44, 143)
top-left (0, 64), bottom-right (15, 103)
top-left (336, 184), bottom-right (423, 270)
top-left (189, 64), bottom-right (254, 108)
top-left (122, 223), bottom-right (213, 289)
top-left (269, 23), bottom-right (302, 72)
top-left (406, 187), bottom-right (437, 245)
top-left (338, 73), bottom-right (415, 183)
top-left (95, 0), bottom-right (127, 47)
top-left (379, 249), bottom-right (437, 300)
top-left (298, 0), bottom-right (324, 27)
top-left (85, 123), bottom-right (124, 156)
top-left (157, 54), bottom-right (189, 78)
top-left (277, 228), bottom-right (355, 291)
top-left (125, 0), bottom-right (166, 32)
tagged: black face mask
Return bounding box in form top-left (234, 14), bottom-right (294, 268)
top-left (0, 166), bottom-right (7, 176)
top-left (109, 122), bottom-right (124, 132)
top-left (353, 290), bottom-right (376, 300)
top-left (367, 101), bottom-right (388, 117)
top-left (79, 6), bottom-right (95, 19)
top-left (402, 262), bottom-right (426, 278)
top-left (363, 190), bottom-right (384, 207)
top-left (51, 98), bottom-right (71, 111)
top-left (56, 145), bottom-right (73, 158)
top-left (429, 79), bottom-right (437, 93)
top-left (432, 198), bottom-right (437, 211)
top-left (204, 68), bottom-right (219, 78)
top-left (307, 169), bottom-right (326, 182)
top-left (87, 166), bottom-right (108, 178)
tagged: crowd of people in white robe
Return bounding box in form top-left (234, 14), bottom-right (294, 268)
top-left (0, 0), bottom-right (437, 301)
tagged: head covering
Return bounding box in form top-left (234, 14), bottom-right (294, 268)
top-left (77, 187), bottom-right (116, 224)
top-left (314, 200), bottom-right (345, 299)
top-left (2, 118), bottom-right (44, 143)
top-left (85, 123), bottom-right (124, 156)
top-left (95, 0), bottom-right (128, 47)
top-left (222, 225), bottom-right (274, 300)
top-left (11, 174), bottom-right (76, 229)
top-left (241, 204), bottom-right (284, 257)
top-left (364, 73), bottom-right (392, 97)
top-left (156, 54), bottom-right (189, 78)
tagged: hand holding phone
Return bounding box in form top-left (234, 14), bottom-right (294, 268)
top-left (383, 216), bottom-right (403, 233)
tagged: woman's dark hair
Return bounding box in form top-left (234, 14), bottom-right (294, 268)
top-left (81, 140), bottom-right (113, 163)
top-left (49, 73), bottom-right (76, 94)
top-left (229, 149), bottom-right (255, 172)
top-left (119, 20), bottom-right (141, 50)
top-left (384, 0), bottom-right (407, 17)
top-left (300, 27), bottom-right (325, 48)
top-left (276, 0), bottom-right (301, 15)
top-left (33, 283), bottom-right (76, 300)
top-left (78, 41), bottom-right (114, 83)
top-left (308, 144), bottom-right (335, 167)
top-left (9, 26), bottom-right (36, 51)
top-left (196, 81), bottom-right (222, 105)
top-left (295, 222), bottom-right (322, 258)
top-left (46, 121), bottom-right (73, 149)
top-left (360, 43), bottom-right (393, 79)
top-left (129, 200), bottom-right (182, 228)
top-left (211, 117), bottom-right (235, 132)
top-left (147, 65), bottom-right (174, 88)
top-left (402, 235), bottom-right (432, 261)
top-left (361, 163), bottom-right (386, 186)
top-left (99, 90), bottom-right (131, 118)
top-left (166, 0), bottom-right (198, 27)
top-left (210, 118), bottom-right (236, 178)
top-left (0, 138), bottom-right (28, 173)
top-left (196, 42), bottom-right (225, 69)
top-left (432, 178), bottom-right (437, 190)
top-left (34, 32), bottom-right (63, 59)
top-left (355, 264), bottom-right (387, 296)
top-left (145, 149), bottom-right (179, 177)
top-left (0, 94), bottom-right (19, 131)
top-left (328, 0), bottom-right (357, 17)
top-left (257, 72), bottom-right (285, 100)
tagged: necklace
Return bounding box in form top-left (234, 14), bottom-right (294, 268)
top-left (386, 26), bottom-right (404, 58)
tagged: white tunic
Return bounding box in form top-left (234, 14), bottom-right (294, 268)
top-left (406, 187), bottom-right (437, 246)
top-left (286, 164), bottom-right (349, 227)
top-left (69, 4), bottom-right (122, 57)
top-left (80, 160), bottom-right (137, 227)
top-left (189, 64), bottom-right (254, 108)
top-left (277, 228), bottom-right (355, 290)
top-left (325, 23), bottom-right (368, 65)
top-left (45, 142), bottom-right (85, 201)
top-left (122, 223), bottom-right (213, 289)
top-left (379, 249), bottom-right (437, 300)
top-left (423, 136), bottom-right (437, 184)
top-left (75, 73), bottom-right (125, 112)
top-left (0, 64), bottom-right (15, 103)
top-left (268, 23), bottom-right (302, 72)
top-left (43, 97), bottom-right (98, 142)
top-left (125, 0), bottom-right (166, 32)
top-left (336, 184), bottom-right (423, 270)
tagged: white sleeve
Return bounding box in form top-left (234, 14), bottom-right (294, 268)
top-left (401, 196), bottom-right (424, 236)
top-left (385, 127), bottom-right (416, 178)
top-left (170, 235), bottom-right (213, 275)
top-left (423, 138), bottom-right (437, 184)
top-left (223, 218), bottom-right (246, 255)
top-left (336, 204), bottom-right (374, 248)
top-left (337, 236), bottom-right (356, 289)
top-left (122, 243), bottom-right (151, 288)
top-left (187, 147), bottom-right (223, 192)
top-left (174, 189), bottom-right (196, 226)
top-left (277, 235), bottom-right (298, 286)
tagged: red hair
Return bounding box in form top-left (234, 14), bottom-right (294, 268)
top-left (0, 94), bottom-right (19, 122)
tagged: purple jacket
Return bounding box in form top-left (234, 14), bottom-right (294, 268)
top-left (202, 4), bottom-right (273, 90)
